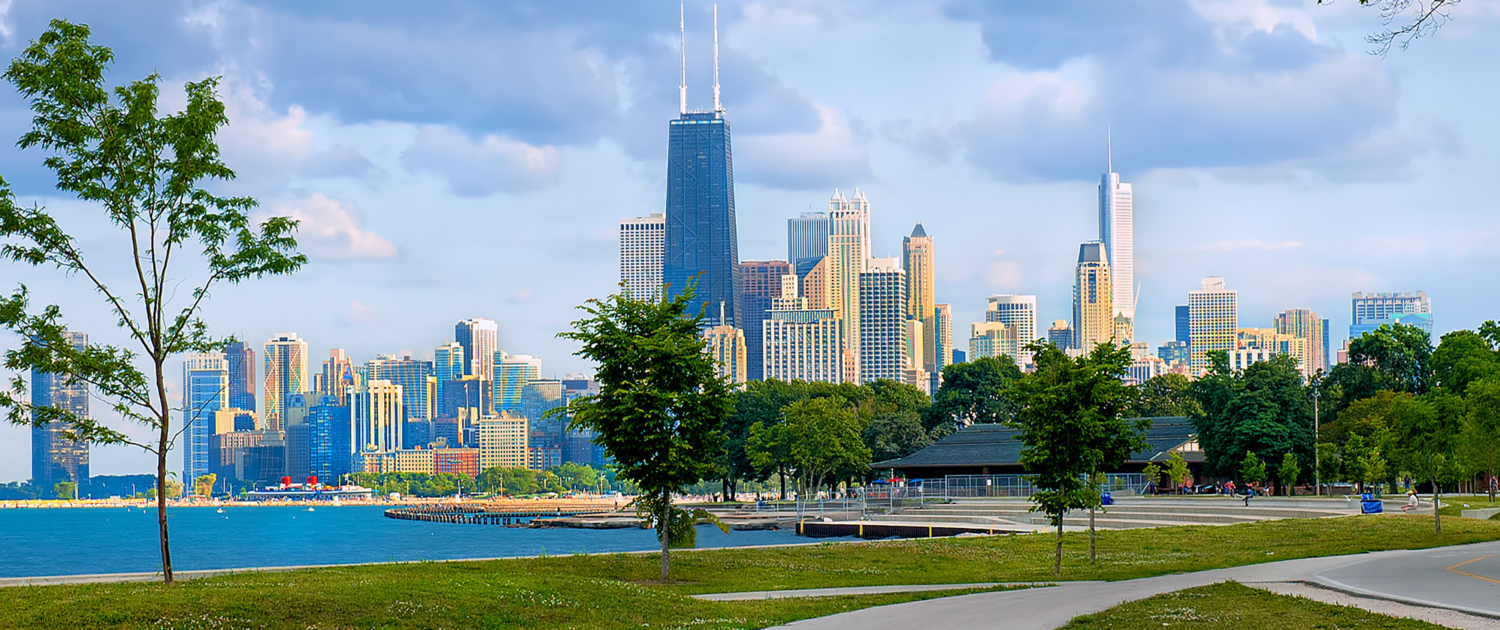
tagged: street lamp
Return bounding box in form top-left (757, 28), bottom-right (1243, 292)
top-left (1312, 380), bottom-right (1322, 497)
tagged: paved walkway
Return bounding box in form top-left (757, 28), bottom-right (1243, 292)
top-left (767, 541), bottom-right (1500, 630)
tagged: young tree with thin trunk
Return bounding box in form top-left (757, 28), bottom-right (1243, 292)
top-left (558, 282), bottom-right (731, 582)
top-left (0, 21), bottom-right (304, 584)
top-left (1463, 378), bottom-right (1500, 502)
top-left (1388, 393), bottom-right (1461, 533)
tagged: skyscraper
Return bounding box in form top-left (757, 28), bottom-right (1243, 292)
top-left (858, 259), bottom-right (906, 384)
top-left (985, 295), bottom-right (1038, 367)
top-left (493, 353), bottom-right (542, 414)
top-left (619, 213), bottom-right (666, 301)
top-left (969, 321), bottom-right (1018, 366)
top-left (320, 348), bottom-right (358, 406)
top-left (225, 341), bottom-right (256, 414)
top-left (903, 224), bottom-right (937, 375)
top-left (1073, 242), bottom-right (1114, 351)
top-left (182, 352), bottom-right (228, 484)
top-left (1099, 137), bottom-right (1135, 323)
top-left (32, 331), bottom-right (90, 490)
top-left (702, 323), bottom-right (748, 385)
top-left (433, 341), bottom-right (465, 417)
top-left (1048, 319), bottom-right (1074, 351)
top-left (1276, 308), bottom-right (1329, 375)
top-left (663, 9), bottom-right (739, 326)
top-left (367, 354), bottom-right (435, 421)
top-left (263, 332), bottom-right (309, 431)
top-left (763, 274), bottom-right (845, 383)
top-left (1350, 291), bottom-right (1432, 338)
top-left (455, 318), bottom-right (499, 379)
top-left (738, 260), bottom-right (790, 381)
top-left (1189, 277), bottom-right (1238, 376)
top-left (933, 303), bottom-right (954, 378)
top-left (353, 379), bottom-right (404, 455)
top-left (828, 189), bottom-right (872, 375)
top-left (307, 395), bottom-right (351, 482)
top-left (1174, 306), bottom-right (1190, 344)
top-left (788, 211), bottom-right (830, 268)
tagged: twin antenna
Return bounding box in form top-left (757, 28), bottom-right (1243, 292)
top-left (679, 2), bottom-right (723, 114)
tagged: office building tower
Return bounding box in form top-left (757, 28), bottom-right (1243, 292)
top-left (1113, 313), bottom-right (1134, 347)
top-left (1048, 320), bottom-right (1074, 351)
top-left (1188, 277), bottom-right (1238, 375)
top-left (797, 256), bottom-right (831, 309)
top-left (1157, 340), bottom-right (1190, 367)
top-left (620, 213), bottom-right (666, 301)
top-left (1276, 308), bottom-right (1329, 375)
top-left (702, 322), bottom-right (748, 385)
top-left (433, 341), bottom-right (465, 416)
top-left (307, 396), bottom-right (351, 482)
top-left (739, 260), bottom-right (791, 381)
top-left (1099, 140), bottom-right (1135, 321)
top-left (353, 380), bottom-right (404, 455)
top-left (263, 332), bottom-right (309, 432)
top-left (858, 259), bottom-right (906, 384)
top-left (182, 352), bottom-right (228, 484)
top-left (828, 189), bottom-right (873, 372)
top-left (763, 275), bottom-right (845, 383)
top-left (1350, 291), bottom-right (1432, 338)
top-left (933, 303), bottom-right (954, 372)
top-left (1175, 306), bottom-right (1190, 344)
top-left (1235, 327), bottom-right (1309, 375)
top-left (455, 318), bottom-right (499, 379)
top-left (520, 379), bottom-right (565, 427)
top-left (1126, 356), bottom-right (1167, 386)
top-left (478, 414), bottom-right (529, 471)
top-left (969, 321), bottom-right (1019, 367)
top-left (211, 430), bottom-right (285, 484)
top-left (320, 348), bottom-right (358, 406)
top-left (788, 211), bottom-right (831, 268)
top-left (1073, 242), bottom-right (1114, 351)
top-left (31, 331), bottom-right (90, 491)
top-left (985, 295), bottom-right (1038, 367)
top-left (663, 12), bottom-right (739, 327)
top-left (367, 354), bottom-right (435, 420)
top-left (902, 319), bottom-right (928, 392)
top-left (403, 418), bottom-right (433, 450)
top-left (903, 223), bottom-right (938, 375)
top-left (493, 353), bottom-right (542, 414)
top-left (284, 393), bottom-right (313, 481)
top-left (440, 376), bottom-right (492, 424)
top-left (225, 341), bottom-right (256, 414)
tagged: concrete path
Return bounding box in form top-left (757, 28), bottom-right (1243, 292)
top-left (698, 583), bottom-right (1033, 601)
top-left (769, 541), bottom-right (1500, 630)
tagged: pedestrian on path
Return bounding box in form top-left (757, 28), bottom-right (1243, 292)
top-left (1243, 484), bottom-right (1255, 506)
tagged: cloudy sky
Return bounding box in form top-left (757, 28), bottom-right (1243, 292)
top-left (0, 0), bottom-right (1496, 481)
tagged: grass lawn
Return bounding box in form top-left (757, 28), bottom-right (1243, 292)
top-left (1061, 581), bottom-right (1445, 629)
top-left (1435, 496), bottom-right (1500, 518)
top-left (3, 515), bottom-right (1498, 629)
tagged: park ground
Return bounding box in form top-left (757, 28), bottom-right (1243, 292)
top-left (1062, 581), bottom-right (1452, 629)
top-left (3, 514), bottom-right (1499, 629)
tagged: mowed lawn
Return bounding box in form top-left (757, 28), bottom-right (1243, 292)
top-left (4, 515), bottom-right (1499, 629)
top-left (1062, 581), bottom-right (1447, 629)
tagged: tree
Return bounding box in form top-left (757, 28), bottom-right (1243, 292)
top-left (1463, 378), bottom-right (1500, 501)
top-left (863, 406), bottom-right (930, 464)
top-left (1431, 330), bottom-right (1499, 396)
top-left (53, 480), bottom-right (77, 500)
top-left (1358, 448), bottom-right (1388, 495)
top-left (1009, 342), bottom-right (1147, 574)
top-left (1240, 451), bottom-right (1267, 486)
top-left (1128, 374), bottom-right (1202, 418)
top-left (1279, 453), bottom-right (1301, 496)
top-left (0, 22), bottom-right (304, 584)
top-left (1387, 393), bottom-right (1461, 533)
top-left (1348, 323), bottom-right (1433, 395)
top-left (558, 282), bottom-right (731, 582)
top-left (1141, 462), bottom-right (1162, 494)
top-left (925, 356), bottom-right (1022, 431)
top-left (1316, 442), bottom-right (1342, 492)
top-left (745, 421), bottom-right (793, 500)
top-left (781, 397), bottom-right (870, 494)
top-left (1165, 451), bottom-right (1192, 493)
top-left (192, 474), bottom-right (217, 498)
top-left (1319, 0), bottom-right (1461, 55)
top-left (1189, 353), bottom-right (1313, 490)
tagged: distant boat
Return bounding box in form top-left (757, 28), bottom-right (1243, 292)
top-left (216, 508), bottom-right (225, 514)
top-left (307, 507), bottom-right (315, 512)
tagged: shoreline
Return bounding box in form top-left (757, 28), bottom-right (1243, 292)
top-left (0, 496), bottom-right (629, 510)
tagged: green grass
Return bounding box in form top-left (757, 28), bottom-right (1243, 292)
top-left (1435, 496), bottom-right (1500, 518)
top-left (1062, 581), bottom-right (1445, 629)
top-left (3, 515), bottom-right (1498, 629)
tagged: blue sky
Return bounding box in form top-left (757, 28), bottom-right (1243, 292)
top-left (0, 0), bottom-right (1496, 481)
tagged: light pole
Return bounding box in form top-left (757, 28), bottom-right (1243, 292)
top-left (1312, 381), bottom-right (1322, 497)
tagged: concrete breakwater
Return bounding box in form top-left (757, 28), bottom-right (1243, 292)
top-left (384, 503), bottom-right (615, 525)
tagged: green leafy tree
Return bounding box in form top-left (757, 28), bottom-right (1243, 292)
top-left (1189, 353), bottom-right (1313, 487)
top-left (1387, 393), bottom-right (1461, 533)
top-left (1463, 378), bottom-right (1500, 501)
top-left (1359, 448), bottom-right (1388, 496)
top-left (1431, 330), bottom-right (1499, 395)
top-left (1316, 442), bottom-right (1342, 491)
top-left (1318, 362), bottom-right (1392, 421)
top-left (862, 406), bottom-right (930, 464)
top-left (558, 282), bottom-right (731, 581)
top-left (1348, 323), bottom-right (1433, 395)
top-left (745, 421), bottom-right (793, 500)
top-left (1240, 451), bottom-right (1267, 486)
top-left (1279, 453), bottom-right (1301, 496)
top-left (1141, 462), bottom-right (1162, 493)
top-left (192, 474), bottom-right (216, 498)
top-left (0, 21), bottom-right (303, 584)
top-left (925, 356), bottom-right (1022, 431)
top-left (53, 480), bottom-right (77, 500)
top-left (1165, 451), bottom-right (1192, 493)
top-left (780, 396), bottom-right (870, 494)
top-left (1009, 341), bottom-right (1147, 574)
top-left (1128, 374), bottom-right (1202, 418)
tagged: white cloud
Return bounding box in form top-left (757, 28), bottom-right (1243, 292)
top-left (401, 125), bottom-right (562, 197)
top-left (338, 301), bottom-right (381, 327)
top-left (1197, 239), bottom-right (1304, 252)
top-left (256, 194), bottom-right (398, 260)
top-left (736, 105), bottom-right (870, 190)
top-left (213, 76), bottom-right (382, 194)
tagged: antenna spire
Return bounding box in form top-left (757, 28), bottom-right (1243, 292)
top-left (679, 2), bottom-right (687, 115)
top-left (1107, 124), bottom-right (1113, 175)
top-left (713, 4), bottom-right (723, 112)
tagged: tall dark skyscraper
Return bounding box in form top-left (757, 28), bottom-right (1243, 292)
top-left (226, 341), bottom-right (256, 412)
top-left (32, 331), bottom-right (90, 489)
top-left (664, 6), bottom-right (740, 326)
top-left (1175, 305), bottom-right (1190, 344)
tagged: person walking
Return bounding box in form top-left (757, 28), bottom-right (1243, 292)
top-left (1243, 483), bottom-right (1255, 507)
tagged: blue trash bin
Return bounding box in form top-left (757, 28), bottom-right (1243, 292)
top-left (1361, 493), bottom-right (1383, 514)
top-left (1100, 492), bottom-right (1113, 506)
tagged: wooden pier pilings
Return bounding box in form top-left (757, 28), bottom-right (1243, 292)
top-left (383, 504), bottom-right (613, 525)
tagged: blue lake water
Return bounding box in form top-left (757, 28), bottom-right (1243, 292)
top-left (0, 506), bottom-right (821, 578)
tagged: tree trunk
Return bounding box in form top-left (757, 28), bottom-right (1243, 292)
top-left (660, 489), bottom-right (671, 582)
top-left (1088, 507), bottom-right (1096, 565)
top-left (1432, 473), bottom-right (1442, 535)
top-left (156, 426), bottom-right (173, 584)
top-left (1053, 515), bottom-right (1063, 576)
top-left (779, 469), bottom-right (786, 500)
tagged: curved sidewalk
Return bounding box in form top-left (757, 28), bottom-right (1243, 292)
top-left (769, 541), bottom-right (1500, 630)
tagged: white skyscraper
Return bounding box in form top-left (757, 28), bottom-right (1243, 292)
top-left (619, 213), bottom-right (666, 301)
top-left (1099, 136), bottom-right (1134, 321)
top-left (858, 258), bottom-right (906, 384)
top-left (828, 189), bottom-right (872, 376)
top-left (1189, 277), bottom-right (1238, 376)
top-left (455, 318), bottom-right (499, 380)
top-left (985, 294), bottom-right (1039, 367)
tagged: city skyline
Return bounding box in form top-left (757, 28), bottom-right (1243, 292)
top-left (0, 1), bottom-right (1496, 481)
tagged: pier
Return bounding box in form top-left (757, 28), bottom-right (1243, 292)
top-left (383, 502), bottom-right (615, 525)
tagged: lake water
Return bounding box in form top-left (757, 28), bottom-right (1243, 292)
top-left (0, 505), bottom-right (822, 578)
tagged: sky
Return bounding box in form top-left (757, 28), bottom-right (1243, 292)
top-left (0, 0), bottom-right (1497, 482)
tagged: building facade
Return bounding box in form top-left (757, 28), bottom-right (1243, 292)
top-left (31, 331), bottom-right (90, 491)
top-left (353, 379), bottom-right (404, 456)
top-left (903, 224), bottom-right (937, 375)
top-left (702, 323), bottom-right (748, 385)
top-left (1275, 308), bottom-right (1329, 375)
top-left (307, 396), bottom-right (351, 482)
top-left (493, 353), bottom-right (542, 414)
top-left (225, 341), bottom-right (256, 414)
top-left (478, 414), bottom-right (529, 471)
top-left (263, 332), bottom-right (309, 432)
top-left (619, 213), bottom-right (666, 301)
top-left (1350, 291), bottom-right (1432, 338)
top-left (969, 321), bottom-right (1018, 366)
top-left (858, 259), bottom-right (906, 384)
top-left (433, 341), bottom-right (465, 417)
top-left (738, 259), bottom-right (790, 381)
top-left (1188, 277), bottom-right (1238, 376)
top-left (788, 211), bottom-right (831, 268)
top-left (985, 294), bottom-right (1038, 367)
top-left (455, 318), bottom-right (499, 379)
top-left (1099, 157), bottom-right (1135, 323)
top-left (1047, 319), bottom-right (1074, 351)
top-left (1073, 242), bottom-right (1114, 351)
top-left (663, 107), bottom-right (740, 328)
top-left (763, 280), bottom-right (845, 384)
top-left (182, 352), bottom-right (229, 484)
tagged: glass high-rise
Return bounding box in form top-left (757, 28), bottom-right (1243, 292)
top-left (788, 212), bottom-right (830, 269)
top-left (493, 353), bottom-right (542, 414)
top-left (31, 331), bottom-right (90, 490)
top-left (307, 396), bottom-right (351, 482)
top-left (225, 341), bottom-right (256, 414)
top-left (433, 341), bottom-right (465, 417)
top-left (262, 332), bottom-right (308, 432)
top-left (620, 213), bottom-right (666, 301)
top-left (1099, 147), bottom-right (1134, 321)
top-left (664, 108), bottom-right (739, 326)
top-left (455, 319), bottom-right (499, 379)
top-left (367, 355), bottom-right (435, 420)
top-left (182, 352), bottom-right (228, 484)
top-left (1175, 306), bottom-right (1190, 344)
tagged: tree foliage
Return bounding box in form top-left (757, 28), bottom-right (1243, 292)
top-left (1463, 377), bottom-right (1500, 502)
top-left (1128, 373), bottom-right (1202, 418)
top-left (1386, 393), bottom-right (1462, 533)
top-left (1189, 353), bottom-right (1313, 488)
top-left (1431, 330), bottom-right (1499, 396)
top-left (1348, 323), bottom-right (1433, 395)
top-left (925, 356), bottom-right (1021, 431)
top-left (0, 21), bottom-right (304, 584)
